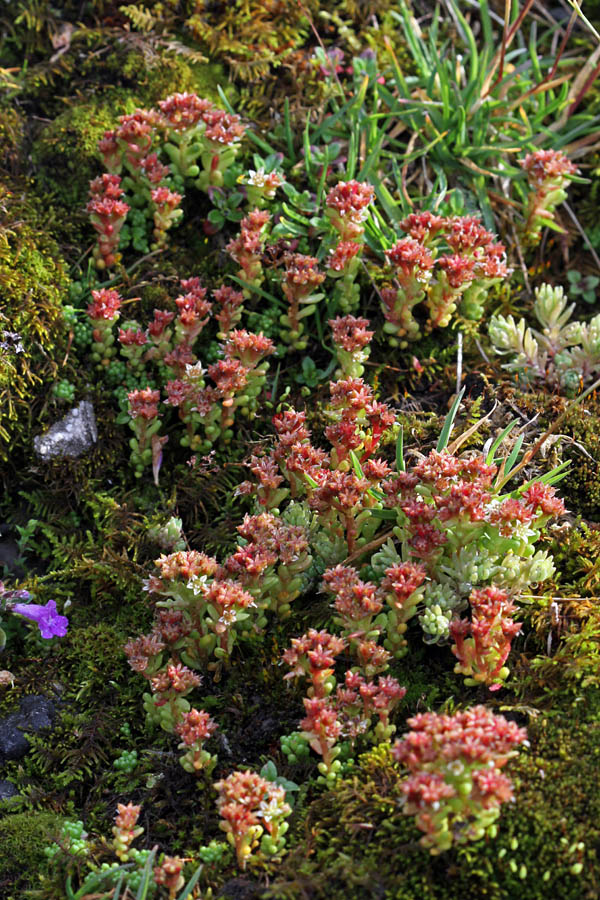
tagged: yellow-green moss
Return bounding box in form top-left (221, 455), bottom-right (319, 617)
top-left (31, 99), bottom-right (121, 209)
top-left (0, 106), bottom-right (25, 173)
top-left (0, 181), bottom-right (69, 461)
top-left (0, 810), bottom-right (62, 899)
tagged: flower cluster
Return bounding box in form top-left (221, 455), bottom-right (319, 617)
top-left (283, 628), bottom-right (346, 698)
top-left (223, 512), bottom-right (311, 618)
top-left (324, 180), bottom-right (375, 313)
top-left (282, 626), bottom-right (405, 781)
top-left (85, 275), bottom-right (276, 475)
top-left (175, 707), bottom-right (219, 775)
top-left (521, 149), bottom-right (577, 246)
top-left (239, 165), bottom-right (285, 207)
top-left (489, 282), bottom-right (600, 394)
top-left (215, 770), bottom-right (291, 868)
top-left (240, 381), bottom-right (394, 559)
top-left (165, 327), bottom-right (275, 454)
top-left (112, 803), bottom-right (143, 862)
top-left (329, 315), bottom-right (374, 378)
top-left (86, 175), bottom-right (130, 270)
top-left (127, 388), bottom-right (165, 481)
top-left (335, 670), bottom-right (406, 742)
top-left (151, 186), bottom-right (183, 248)
top-left (139, 550), bottom-right (257, 669)
top-left (392, 706), bottom-right (528, 853)
top-left (381, 212), bottom-right (509, 345)
top-left (125, 549), bottom-right (259, 772)
top-left (226, 209), bottom-right (271, 289)
top-left (279, 253), bottom-right (326, 350)
top-left (378, 446), bottom-right (563, 655)
top-left (450, 587), bottom-right (522, 690)
top-left (88, 288), bottom-right (122, 367)
top-left (325, 180), bottom-right (375, 241)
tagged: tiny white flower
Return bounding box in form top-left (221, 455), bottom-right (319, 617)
top-left (446, 759), bottom-right (464, 776)
top-left (185, 362), bottom-right (206, 381)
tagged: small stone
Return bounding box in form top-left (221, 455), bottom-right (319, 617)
top-left (34, 401), bottom-right (97, 460)
top-left (0, 670), bottom-right (15, 688)
top-left (0, 780), bottom-right (19, 802)
top-left (0, 696), bottom-right (56, 764)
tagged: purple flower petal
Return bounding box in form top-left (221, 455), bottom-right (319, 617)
top-left (12, 600), bottom-right (69, 639)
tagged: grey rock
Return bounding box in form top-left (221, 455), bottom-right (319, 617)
top-left (34, 401), bottom-right (97, 460)
top-left (0, 716), bottom-right (30, 761)
top-left (0, 695), bottom-right (56, 765)
top-left (0, 780), bottom-right (19, 801)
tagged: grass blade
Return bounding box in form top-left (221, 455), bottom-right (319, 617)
top-left (486, 420), bottom-right (519, 465)
top-left (136, 848), bottom-right (158, 900)
top-left (177, 862), bottom-right (204, 899)
top-left (350, 449), bottom-right (366, 479)
top-left (503, 432), bottom-right (525, 476)
top-left (436, 387), bottom-right (465, 451)
top-left (396, 425), bottom-right (405, 472)
top-left (283, 97), bottom-right (295, 162)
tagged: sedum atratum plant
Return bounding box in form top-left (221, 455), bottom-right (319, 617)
top-left (380, 212), bottom-right (510, 347)
top-left (489, 283), bottom-right (600, 394)
top-left (84, 279), bottom-right (275, 479)
top-left (89, 93), bottom-right (246, 266)
top-left (87, 91), bottom-right (515, 352)
top-left (117, 325), bottom-right (569, 871)
top-left (393, 706), bottom-right (528, 854)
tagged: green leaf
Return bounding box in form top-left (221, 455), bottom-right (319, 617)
top-left (396, 426), bottom-right (405, 472)
top-left (216, 85), bottom-right (236, 115)
top-left (503, 433), bottom-right (525, 477)
top-left (368, 172), bottom-right (402, 224)
top-left (227, 276), bottom-right (286, 309)
top-left (110, 874), bottom-right (125, 900)
top-left (369, 508), bottom-right (398, 520)
top-left (245, 130), bottom-right (277, 156)
top-left (135, 848), bottom-right (157, 900)
top-left (447, 0), bottom-right (480, 82)
top-left (304, 472), bottom-right (319, 489)
top-left (303, 118), bottom-right (313, 184)
top-left (349, 450), bottom-right (366, 479)
top-left (280, 201), bottom-right (312, 225)
top-left (283, 97), bottom-right (295, 163)
top-left (177, 863), bottom-right (204, 900)
top-left (436, 387), bottom-right (465, 451)
top-left (486, 420), bottom-right (519, 465)
top-left (505, 460), bottom-right (571, 496)
top-left (261, 760), bottom-right (278, 780)
top-left (347, 125), bottom-right (358, 180)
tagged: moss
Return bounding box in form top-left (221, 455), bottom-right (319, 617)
top-left (0, 105), bottom-right (25, 173)
top-left (0, 181), bottom-right (69, 463)
top-left (0, 809), bottom-right (61, 898)
top-left (558, 397), bottom-right (600, 520)
top-left (31, 99), bottom-right (121, 211)
top-left (57, 623), bottom-right (134, 698)
top-left (119, 52), bottom-right (228, 108)
top-left (517, 522), bottom-right (600, 695)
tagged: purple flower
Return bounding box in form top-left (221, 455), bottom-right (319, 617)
top-left (11, 600), bottom-right (69, 639)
